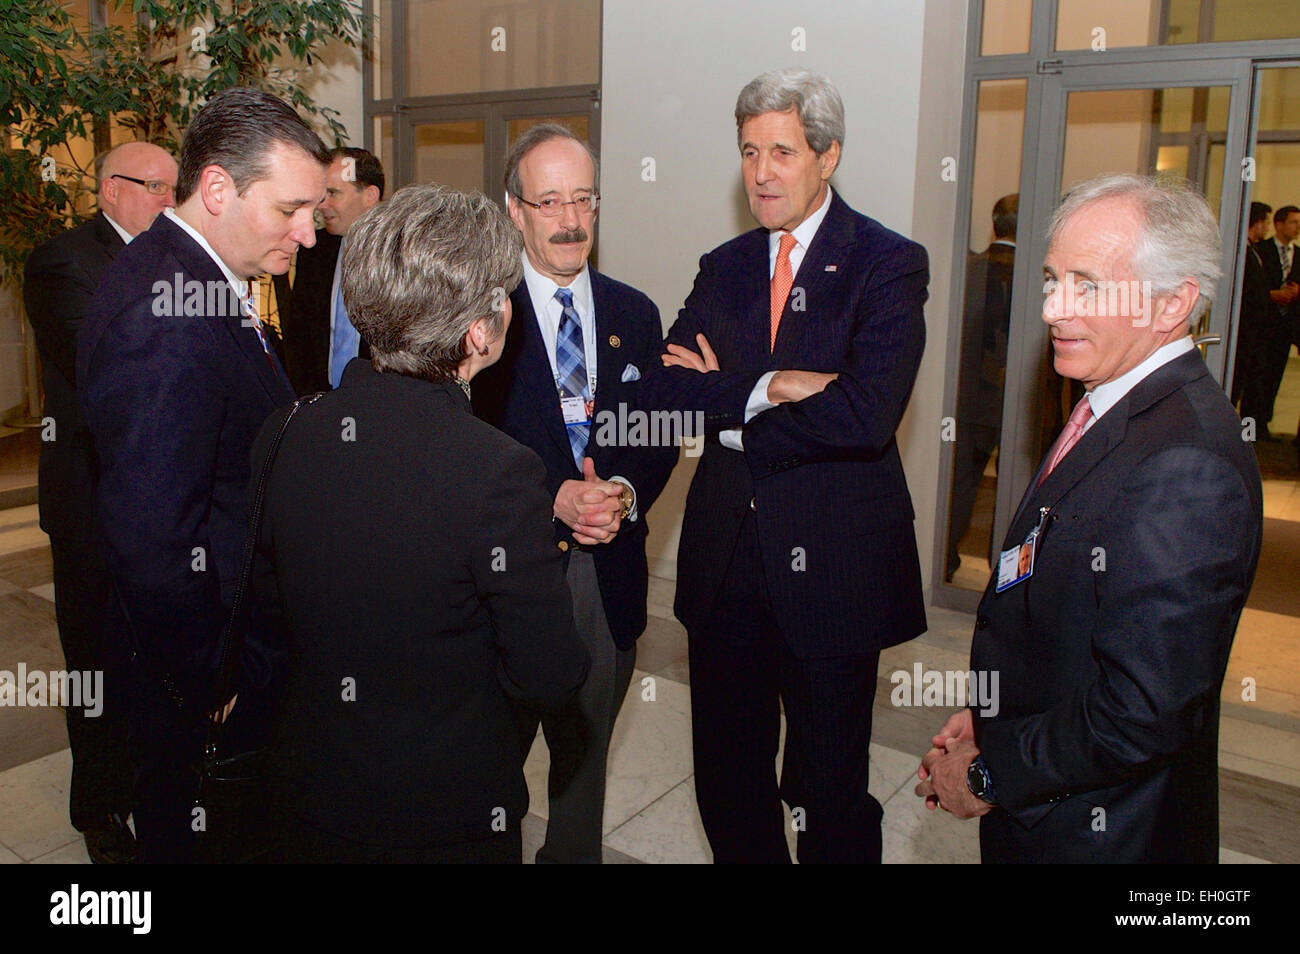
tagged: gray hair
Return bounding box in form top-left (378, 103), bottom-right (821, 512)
top-left (735, 68), bottom-right (845, 156)
top-left (341, 184), bottom-right (523, 381)
top-left (1048, 173), bottom-right (1222, 323)
top-left (504, 122), bottom-right (599, 201)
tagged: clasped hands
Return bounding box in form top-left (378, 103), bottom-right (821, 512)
top-left (554, 456), bottom-right (623, 546)
top-left (1271, 281), bottom-right (1299, 305)
top-left (914, 707), bottom-right (994, 820)
top-left (660, 332), bottom-right (839, 404)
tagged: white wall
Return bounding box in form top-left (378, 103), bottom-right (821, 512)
top-left (599, 0), bottom-right (967, 596)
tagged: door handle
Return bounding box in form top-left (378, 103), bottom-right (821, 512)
top-left (1192, 334), bottom-right (1221, 347)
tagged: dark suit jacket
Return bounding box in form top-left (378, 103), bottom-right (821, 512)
top-left (473, 272), bottom-right (678, 648)
top-left (956, 242), bottom-right (1014, 431)
top-left (971, 349), bottom-right (1262, 863)
top-left (640, 191), bottom-right (929, 658)
top-left (281, 229), bottom-right (343, 395)
top-left (23, 213), bottom-right (124, 541)
top-left (77, 213), bottom-right (296, 706)
top-left (1254, 238), bottom-right (1300, 344)
top-left (255, 361), bottom-right (589, 847)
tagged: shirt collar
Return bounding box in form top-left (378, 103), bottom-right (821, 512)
top-left (102, 213), bottom-right (133, 246)
top-left (1087, 335), bottom-right (1197, 424)
top-left (769, 185), bottom-right (834, 254)
top-left (163, 208), bottom-right (248, 297)
top-left (520, 251), bottom-right (593, 316)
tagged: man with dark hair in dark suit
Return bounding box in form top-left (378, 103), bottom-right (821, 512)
top-left (917, 174), bottom-right (1262, 863)
top-left (1253, 204), bottom-right (1300, 440)
top-left (23, 141), bottom-right (177, 864)
top-left (946, 193), bottom-right (1016, 580)
top-left (1234, 201), bottom-right (1275, 431)
top-left (280, 146), bottom-right (384, 395)
top-left (640, 68), bottom-right (929, 864)
top-left (473, 123), bottom-right (677, 863)
top-left (78, 87), bottom-right (330, 862)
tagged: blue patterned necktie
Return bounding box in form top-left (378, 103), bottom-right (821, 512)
top-left (554, 287), bottom-right (589, 469)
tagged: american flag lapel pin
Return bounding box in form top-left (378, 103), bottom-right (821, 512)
top-left (825, 264), bottom-right (838, 272)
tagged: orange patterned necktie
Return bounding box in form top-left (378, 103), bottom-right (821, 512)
top-left (770, 232), bottom-right (797, 351)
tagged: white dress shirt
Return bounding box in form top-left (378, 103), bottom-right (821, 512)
top-left (720, 186), bottom-right (835, 451)
top-left (102, 213), bottom-right (134, 246)
top-left (163, 208), bottom-right (250, 304)
top-left (1083, 334), bottom-right (1197, 434)
top-left (519, 253), bottom-right (638, 520)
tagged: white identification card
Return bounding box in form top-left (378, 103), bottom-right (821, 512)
top-left (995, 506), bottom-right (1050, 594)
top-left (561, 394), bottom-right (593, 427)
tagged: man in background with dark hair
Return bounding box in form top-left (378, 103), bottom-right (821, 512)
top-left (1254, 204), bottom-right (1300, 440)
top-left (281, 146), bottom-right (384, 394)
top-left (1234, 201), bottom-right (1274, 430)
top-left (78, 86), bottom-right (329, 862)
top-left (24, 141), bottom-right (176, 863)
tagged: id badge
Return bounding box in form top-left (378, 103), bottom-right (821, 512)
top-left (560, 394), bottom-right (592, 427)
top-left (995, 507), bottom-right (1049, 593)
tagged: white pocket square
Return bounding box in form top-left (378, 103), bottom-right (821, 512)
top-left (621, 363), bottom-right (641, 382)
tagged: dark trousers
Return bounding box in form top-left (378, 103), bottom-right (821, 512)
top-left (48, 537), bottom-right (132, 830)
top-left (514, 550), bottom-right (635, 863)
top-left (945, 422), bottom-right (1000, 578)
top-left (688, 514), bottom-right (883, 864)
top-left (125, 657), bottom-right (272, 863)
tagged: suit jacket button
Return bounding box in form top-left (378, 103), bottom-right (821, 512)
top-left (976, 616), bottom-right (989, 629)
top-left (749, 497), bottom-right (756, 511)
top-left (557, 540), bottom-right (569, 552)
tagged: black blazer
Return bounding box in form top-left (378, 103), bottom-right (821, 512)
top-left (23, 212), bottom-right (124, 541)
top-left (640, 191), bottom-right (929, 658)
top-left (254, 361), bottom-right (589, 848)
top-left (473, 273), bottom-right (678, 648)
top-left (971, 349), bottom-right (1262, 863)
top-left (281, 229), bottom-right (343, 395)
top-left (77, 213), bottom-right (296, 703)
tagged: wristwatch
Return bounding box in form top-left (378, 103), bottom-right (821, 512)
top-left (966, 755), bottom-right (997, 805)
top-left (612, 481), bottom-right (634, 519)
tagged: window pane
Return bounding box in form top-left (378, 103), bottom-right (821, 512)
top-left (980, 0), bottom-right (1032, 56)
top-left (374, 0), bottom-right (393, 99)
top-left (373, 114), bottom-right (394, 183)
top-left (945, 79), bottom-right (1026, 591)
top-left (1056, 0), bottom-right (1300, 50)
top-left (413, 120), bottom-right (485, 193)
top-left (507, 115), bottom-right (590, 148)
top-left (406, 0), bottom-right (600, 97)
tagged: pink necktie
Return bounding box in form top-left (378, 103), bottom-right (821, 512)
top-left (1039, 396), bottom-right (1092, 485)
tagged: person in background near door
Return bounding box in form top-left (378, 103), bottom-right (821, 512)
top-left (473, 124), bottom-right (678, 863)
top-left (23, 141), bottom-right (177, 864)
top-left (281, 146), bottom-right (385, 395)
top-left (947, 194), bottom-right (1016, 580)
top-left (1254, 204), bottom-right (1300, 441)
top-left (1234, 202), bottom-right (1274, 434)
top-left (917, 174), bottom-right (1262, 863)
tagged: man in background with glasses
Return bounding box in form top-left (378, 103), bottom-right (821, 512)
top-left (23, 141), bottom-right (177, 864)
top-left (474, 123), bottom-right (678, 863)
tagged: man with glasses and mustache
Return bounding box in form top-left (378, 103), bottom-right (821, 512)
top-left (474, 124), bottom-right (677, 863)
top-left (23, 140), bottom-right (177, 864)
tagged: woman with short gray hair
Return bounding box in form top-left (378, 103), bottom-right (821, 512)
top-left (252, 184), bottom-right (589, 863)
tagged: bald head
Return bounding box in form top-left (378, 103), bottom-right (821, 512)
top-left (99, 142), bottom-right (178, 238)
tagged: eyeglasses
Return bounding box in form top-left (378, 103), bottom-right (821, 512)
top-left (513, 193), bottom-right (599, 217)
top-left (111, 174), bottom-right (174, 196)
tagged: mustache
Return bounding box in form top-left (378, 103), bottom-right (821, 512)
top-left (549, 228), bottom-right (588, 244)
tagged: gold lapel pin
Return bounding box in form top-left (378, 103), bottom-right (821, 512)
top-left (609, 334), bottom-right (621, 348)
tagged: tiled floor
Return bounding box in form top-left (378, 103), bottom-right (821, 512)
top-left (0, 503), bottom-right (1293, 864)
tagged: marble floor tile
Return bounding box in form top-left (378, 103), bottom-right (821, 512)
top-left (635, 614), bottom-right (689, 684)
top-left (1219, 749), bottom-right (1300, 790)
top-left (645, 574), bottom-right (677, 622)
top-left (881, 778), bottom-right (982, 864)
top-left (0, 546), bottom-right (53, 589)
top-left (603, 777), bottom-right (711, 864)
top-left (0, 578), bottom-right (17, 596)
top-left (1219, 846), bottom-right (1271, 864)
top-left (0, 844), bottom-right (21, 864)
top-left (0, 748), bottom-right (80, 860)
top-left (1219, 768), bottom-right (1300, 864)
top-left (1219, 715), bottom-right (1300, 773)
top-left (524, 669), bottom-right (695, 835)
top-left (29, 838), bottom-right (89, 864)
top-left (27, 582), bottom-right (54, 603)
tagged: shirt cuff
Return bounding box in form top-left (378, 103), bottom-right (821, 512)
top-left (608, 475), bottom-right (638, 522)
top-left (718, 372), bottom-right (778, 453)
